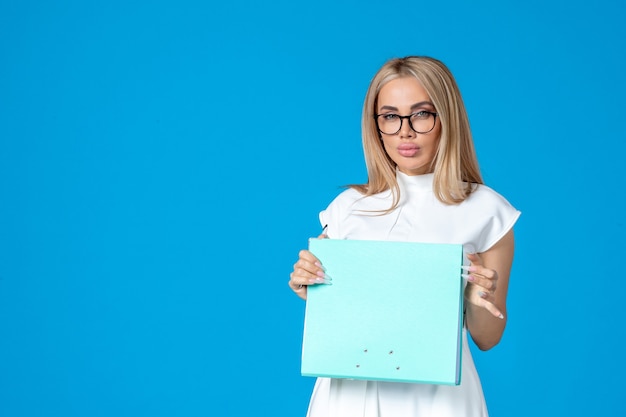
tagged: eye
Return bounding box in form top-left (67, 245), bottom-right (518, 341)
top-left (411, 111), bottom-right (431, 120)
top-left (381, 114), bottom-right (400, 121)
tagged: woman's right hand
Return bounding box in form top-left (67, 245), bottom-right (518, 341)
top-left (288, 234), bottom-right (328, 300)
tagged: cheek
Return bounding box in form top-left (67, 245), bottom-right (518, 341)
top-left (380, 138), bottom-right (394, 155)
top-left (432, 135), bottom-right (442, 150)
top-left (427, 127), bottom-right (442, 150)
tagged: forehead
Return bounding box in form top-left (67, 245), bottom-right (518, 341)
top-left (377, 77), bottom-right (431, 108)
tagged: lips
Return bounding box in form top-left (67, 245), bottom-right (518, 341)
top-left (397, 143), bottom-right (420, 157)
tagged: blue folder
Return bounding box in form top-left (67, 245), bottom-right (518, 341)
top-left (302, 239), bottom-right (464, 385)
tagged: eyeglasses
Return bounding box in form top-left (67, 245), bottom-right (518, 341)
top-left (374, 111), bottom-right (438, 135)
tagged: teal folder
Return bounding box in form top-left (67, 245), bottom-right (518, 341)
top-left (302, 239), bottom-right (464, 385)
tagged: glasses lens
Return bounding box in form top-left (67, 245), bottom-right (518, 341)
top-left (410, 112), bottom-right (435, 133)
top-left (377, 114), bottom-right (401, 135)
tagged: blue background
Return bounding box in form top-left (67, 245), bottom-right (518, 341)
top-left (1, 0), bottom-right (624, 416)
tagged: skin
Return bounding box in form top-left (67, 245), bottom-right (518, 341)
top-left (376, 77), bottom-right (441, 176)
top-left (288, 77), bottom-right (515, 351)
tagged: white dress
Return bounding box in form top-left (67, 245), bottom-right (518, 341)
top-left (306, 171), bottom-right (521, 417)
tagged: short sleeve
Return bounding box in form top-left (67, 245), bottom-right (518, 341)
top-left (318, 189), bottom-right (363, 239)
top-left (470, 187), bottom-right (521, 253)
top-left (319, 196), bottom-right (344, 239)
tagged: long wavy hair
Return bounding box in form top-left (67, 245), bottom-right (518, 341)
top-left (351, 56), bottom-right (482, 210)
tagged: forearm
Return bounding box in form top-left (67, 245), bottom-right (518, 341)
top-left (465, 229), bottom-right (515, 351)
top-left (466, 303), bottom-right (506, 350)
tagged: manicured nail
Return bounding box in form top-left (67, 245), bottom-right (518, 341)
top-left (308, 277), bottom-right (331, 285)
top-left (478, 291), bottom-right (487, 298)
top-left (498, 313), bottom-right (504, 319)
top-left (461, 274), bottom-right (475, 282)
top-left (315, 262), bottom-right (326, 271)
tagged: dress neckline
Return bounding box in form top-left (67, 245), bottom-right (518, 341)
top-left (397, 170), bottom-right (434, 192)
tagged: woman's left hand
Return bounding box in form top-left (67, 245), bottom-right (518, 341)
top-left (464, 252), bottom-right (504, 319)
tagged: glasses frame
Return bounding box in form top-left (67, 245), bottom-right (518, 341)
top-left (373, 111), bottom-right (438, 135)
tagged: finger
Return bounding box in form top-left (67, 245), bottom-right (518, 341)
top-left (288, 278), bottom-right (307, 292)
top-left (291, 255), bottom-right (331, 286)
top-left (466, 253), bottom-right (498, 281)
top-left (477, 291), bottom-right (504, 319)
top-left (463, 261), bottom-right (495, 279)
top-left (291, 272), bottom-right (330, 286)
top-left (298, 249), bottom-right (321, 265)
top-left (293, 256), bottom-right (326, 279)
top-left (292, 258), bottom-right (320, 276)
top-left (298, 248), bottom-right (332, 282)
top-left (290, 267), bottom-right (329, 286)
top-left (462, 272), bottom-right (497, 292)
top-left (288, 279), bottom-right (308, 300)
top-left (293, 251), bottom-right (324, 275)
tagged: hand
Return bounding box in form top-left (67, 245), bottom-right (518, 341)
top-left (463, 253), bottom-right (504, 319)
top-left (288, 234), bottom-right (329, 300)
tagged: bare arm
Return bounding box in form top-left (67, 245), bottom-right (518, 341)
top-left (464, 229), bottom-right (515, 351)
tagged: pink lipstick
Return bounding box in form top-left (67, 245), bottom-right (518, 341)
top-left (397, 143), bottom-right (420, 157)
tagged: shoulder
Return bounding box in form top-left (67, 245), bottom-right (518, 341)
top-left (318, 187), bottom-right (392, 237)
top-left (325, 187), bottom-right (376, 208)
top-left (465, 184), bottom-right (516, 209)
top-left (324, 186), bottom-right (393, 212)
top-left (462, 183), bottom-right (521, 252)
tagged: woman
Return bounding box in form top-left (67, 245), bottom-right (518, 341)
top-left (289, 56), bottom-right (521, 416)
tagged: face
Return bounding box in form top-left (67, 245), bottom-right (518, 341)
top-left (376, 77), bottom-right (441, 176)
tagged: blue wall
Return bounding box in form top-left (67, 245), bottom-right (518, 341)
top-left (1, 1), bottom-right (625, 416)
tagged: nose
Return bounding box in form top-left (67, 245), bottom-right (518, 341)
top-left (399, 118), bottom-right (415, 138)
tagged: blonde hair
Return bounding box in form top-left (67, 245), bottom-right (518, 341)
top-left (351, 56), bottom-right (482, 209)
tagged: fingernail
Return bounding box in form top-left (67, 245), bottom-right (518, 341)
top-left (315, 262), bottom-right (326, 271)
top-left (461, 266), bottom-right (471, 271)
top-left (498, 313), bottom-right (504, 319)
top-left (478, 291), bottom-right (487, 298)
top-left (316, 270), bottom-right (325, 278)
top-left (461, 274), bottom-right (475, 282)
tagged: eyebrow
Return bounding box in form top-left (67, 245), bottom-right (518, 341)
top-left (379, 101), bottom-right (435, 112)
